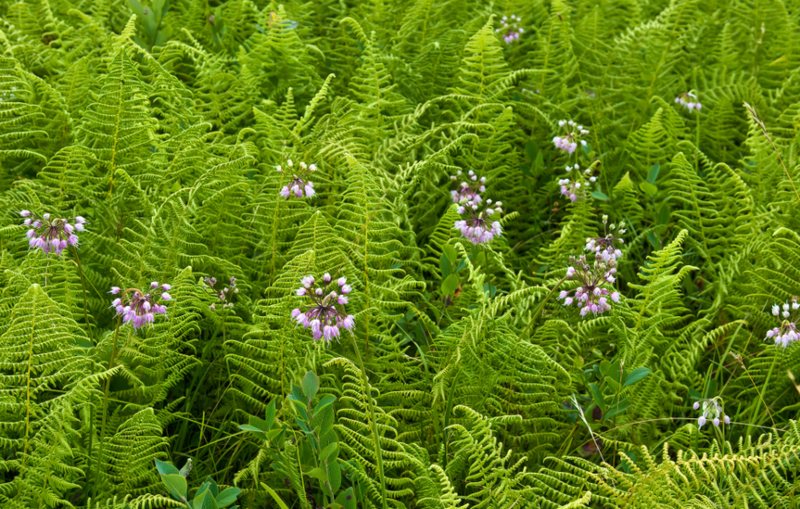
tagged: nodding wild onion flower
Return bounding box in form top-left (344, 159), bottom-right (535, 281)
top-left (455, 198), bottom-right (503, 245)
top-left (20, 210), bottom-right (85, 255)
top-left (495, 14), bottom-right (523, 44)
top-left (559, 216), bottom-right (623, 316)
top-left (450, 169), bottom-right (486, 204)
top-left (692, 398), bottom-right (730, 428)
top-left (449, 169), bottom-right (503, 245)
top-left (203, 276), bottom-right (238, 310)
top-left (292, 274), bottom-right (355, 342)
top-left (558, 163), bottom-right (598, 202)
top-left (110, 282), bottom-right (172, 329)
top-left (559, 255), bottom-right (619, 316)
top-left (675, 91), bottom-right (702, 112)
top-left (553, 119), bottom-right (589, 154)
top-left (766, 297), bottom-right (800, 347)
top-left (276, 159), bottom-right (317, 199)
top-left (585, 218), bottom-right (625, 264)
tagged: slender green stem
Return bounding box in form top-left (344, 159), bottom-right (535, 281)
top-left (348, 333), bottom-right (388, 509)
top-left (92, 321), bottom-right (122, 498)
top-left (71, 247), bottom-right (91, 332)
top-left (523, 276), bottom-right (567, 338)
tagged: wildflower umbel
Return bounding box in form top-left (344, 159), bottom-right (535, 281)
top-left (203, 276), bottom-right (239, 310)
top-left (766, 297), bottom-right (800, 347)
top-left (455, 198), bottom-right (503, 245)
top-left (495, 14), bottom-right (523, 44)
top-left (675, 91), bottom-right (702, 112)
top-left (585, 219), bottom-right (625, 264)
top-left (450, 170), bottom-right (486, 204)
top-left (292, 274), bottom-right (355, 342)
top-left (20, 210), bottom-right (85, 255)
top-left (276, 159), bottom-right (317, 199)
top-left (553, 119), bottom-right (589, 154)
top-left (559, 217), bottom-right (623, 317)
top-left (110, 282), bottom-right (172, 329)
top-left (692, 397), bottom-right (730, 428)
top-left (449, 169), bottom-right (504, 245)
top-left (558, 163), bottom-right (597, 202)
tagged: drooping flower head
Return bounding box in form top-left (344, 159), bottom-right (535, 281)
top-left (110, 282), bottom-right (172, 329)
top-left (559, 255), bottom-right (619, 316)
top-left (495, 14), bottom-right (524, 44)
top-left (766, 297), bottom-right (800, 347)
top-left (559, 220), bottom-right (623, 317)
top-left (558, 163), bottom-right (598, 203)
top-left (450, 169), bottom-right (486, 205)
top-left (692, 397), bottom-right (730, 428)
top-left (203, 276), bottom-right (239, 310)
top-left (276, 159), bottom-right (317, 199)
top-left (675, 91), bottom-right (702, 112)
top-left (20, 211), bottom-right (85, 255)
top-left (553, 119), bottom-right (589, 154)
top-left (454, 198), bottom-right (503, 245)
top-left (585, 216), bottom-right (625, 265)
top-left (292, 274), bottom-right (355, 342)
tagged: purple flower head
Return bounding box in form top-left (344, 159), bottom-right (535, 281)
top-left (277, 158), bottom-right (317, 199)
top-left (450, 169), bottom-right (486, 204)
top-left (559, 219), bottom-right (625, 318)
top-left (558, 163), bottom-right (600, 203)
top-left (553, 119), bottom-right (589, 155)
top-left (692, 397), bottom-right (729, 429)
top-left (585, 217), bottom-right (625, 266)
top-left (202, 275), bottom-right (238, 310)
top-left (558, 258), bottom-right (619, 317)
top-left (454, 198), bottom-right (503, 245)
top-left (292, 273), bottom-right (355, 342)
top-left (495, 13), bottom-right (524, 44)
top-left (675, 91), bottom-right (702, 112)
top-left (21, 211), bottom-right (86, 256)
top-left (111, 283), bottom-right (172, 329)
top-left (765, 296), bottom-right (800, 347)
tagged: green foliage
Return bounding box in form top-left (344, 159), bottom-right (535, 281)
top-left (1, 0), bottom-right (800, 507)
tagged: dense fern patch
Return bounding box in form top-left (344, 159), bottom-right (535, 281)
top-left (2, 0), bottom-right (800, 507)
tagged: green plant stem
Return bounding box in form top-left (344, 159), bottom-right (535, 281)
top-left (91, 321), bottom-right (123, 498)
top-left (348, 333), bottom-right (388, 509)
top-left (71, 246), bottom-right (91, 332)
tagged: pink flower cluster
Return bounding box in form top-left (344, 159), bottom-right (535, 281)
top-left (277, 159), bottom-right (316, 199)
top-left (766, 298), bottom-right (800, 347)
top-left (553, 119), bottom-right (589, 154)
top-left (292, 273), bottom-right (355, 342)
top-left (450, 170), bottom-right (485, 204)
top-left (559, 257), bottom-right (620, 316)
top-left (675, 92), bottom-right (702, 112)
top-left (203, 276), bottom-right (238, 310)
top-left (559, 163), bottom-right (597, 202)
top-left (558, 218), bottom-right (623, 317)
top-left (692, 398), bottom-right (730, 428)
top-left (21, 210), bottom-right (85, 255)
top-left (455, 198), bottom-right (503, 245)
top-left (450, 169), bottom-right (504, 245)
top-left (495, 14), bottom-right (523, 44)
top-left (585, 222), bottom-right (625, 264)
top-left (110, 282), bottom-right (172, 329)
